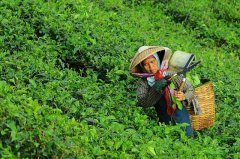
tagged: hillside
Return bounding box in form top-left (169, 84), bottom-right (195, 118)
top-left (0, 0), bottom-right (239, 158)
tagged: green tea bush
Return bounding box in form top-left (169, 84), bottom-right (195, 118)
top-left (0, 0), bottom-right (239, 158)
top-left (160, 0), bottom-right (240, 52)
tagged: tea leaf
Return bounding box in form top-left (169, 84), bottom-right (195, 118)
top-left (147, 146), bottom-right (156, 156)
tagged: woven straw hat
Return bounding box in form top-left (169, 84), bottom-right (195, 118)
top-left (129, 46), bottom-right (172, 74)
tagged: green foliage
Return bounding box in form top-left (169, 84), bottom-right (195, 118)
top-left (0, 0), bottom-right (239, 158)
top-left (171, 96), bottom-right (183, 110)
top-left (186, 73), bottom-right (201, 88)
top-left (160, 0), bottom-right (240, 52)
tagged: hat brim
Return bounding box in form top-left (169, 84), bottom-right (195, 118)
top-left (129, 46), bottom-right (166, 74)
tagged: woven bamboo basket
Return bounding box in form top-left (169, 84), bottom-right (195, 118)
top-left (187, 80), bottom-right (215, 130)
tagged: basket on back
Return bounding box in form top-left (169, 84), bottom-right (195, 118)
top-left (187, 80), bottom-right (215, 130)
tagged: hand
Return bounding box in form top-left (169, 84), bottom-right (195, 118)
top-left (152, 79), bottom-right (167, 91)
top-left (174, 91), bottom-right (186, 101)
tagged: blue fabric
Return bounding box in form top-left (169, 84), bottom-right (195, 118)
top-left (152, 53), bottom-right (161, 69)
top-left (146, 53), bottom-right (161, 86)
top-left (154, 95), bottom-right (194, 136)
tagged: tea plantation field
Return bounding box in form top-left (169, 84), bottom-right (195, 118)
top-left (0, 0), bottom-right (239, 158)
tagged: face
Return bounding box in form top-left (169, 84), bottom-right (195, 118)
top-left (142, 56), bottom-right (159, 74)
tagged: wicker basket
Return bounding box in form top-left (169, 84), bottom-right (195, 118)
top-left (187, 80), bottom-right (215, 131)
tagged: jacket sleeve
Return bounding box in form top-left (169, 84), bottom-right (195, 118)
top-left (136, 79), bottom-right (163, 107)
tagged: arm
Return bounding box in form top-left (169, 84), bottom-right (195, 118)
top-left (136, 79), bottom-right (163, 107)
top-left (172, 75), bottom-right (202, 114)
top-left (166, 70), bottom-right (202, 114)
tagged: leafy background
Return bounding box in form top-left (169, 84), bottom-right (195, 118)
top-left (0, 0), bottom-right (239, 158)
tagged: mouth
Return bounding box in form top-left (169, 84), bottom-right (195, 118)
top-left (150, 70), bottom-right (157, 74)
top-left (146, 69), bottom-right (157, 74)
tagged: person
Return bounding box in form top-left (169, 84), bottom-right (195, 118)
top-left (129, 46), bottom-right (201, 136)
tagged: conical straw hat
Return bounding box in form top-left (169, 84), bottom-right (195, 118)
top-left (129, 46), bottom-right (171, 74)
